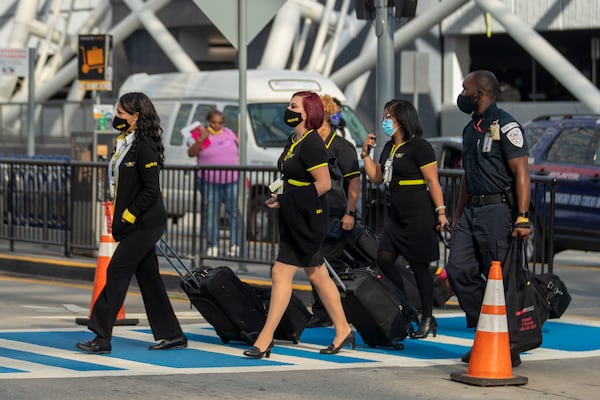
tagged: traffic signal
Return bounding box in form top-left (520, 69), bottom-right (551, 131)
top-left (354, 0), bottom-right (417, 20)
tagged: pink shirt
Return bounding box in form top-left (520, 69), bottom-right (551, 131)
top-left (195, 127), bottom-right (239, 183)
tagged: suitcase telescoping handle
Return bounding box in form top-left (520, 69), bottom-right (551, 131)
top-left (324, 258), bottom-right (347, 293)
top-left (156, 237), bottom-right (201, 287)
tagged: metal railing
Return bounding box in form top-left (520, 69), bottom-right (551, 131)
top-left (0, 158), bottom-right (557, 272)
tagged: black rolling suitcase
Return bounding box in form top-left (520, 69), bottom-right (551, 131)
top-left (156, 238), bottom-right (266, 345)
top-left (326, 260), bottom-right (417, 350)
top-left (253, 287), bottom-right (312, 344)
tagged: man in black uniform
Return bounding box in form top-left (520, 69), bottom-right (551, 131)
top-left (445, 70), bottom-right (532, 366)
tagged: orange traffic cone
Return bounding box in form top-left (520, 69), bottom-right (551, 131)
top-left (450, 260), bottom-right (527, 386)
top-left (75, 201), bottom-right (138, 326)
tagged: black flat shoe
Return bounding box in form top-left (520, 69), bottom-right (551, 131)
top-left (76, 339), bottom-right (111, 354)
top-left (149, 335), bottom-right (188, 350)
top-left (319, 330), bottom-right (356, 354)
top-left (412, 316), bottom-right (437, 339)
top-left (243, 341), bottom-right (274, 359)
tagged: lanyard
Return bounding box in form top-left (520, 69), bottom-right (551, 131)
top-left (283, 129), bottom-right (313, 161)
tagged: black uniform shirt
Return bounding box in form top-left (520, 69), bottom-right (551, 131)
top-left (378, 136), bottom-right (437, 209)
top-left (324, 129), bottom-right (360, 180)
top-left (462, 103), bottom-right (529, 195)
top-left (278, 130), bottom-right (329, 190)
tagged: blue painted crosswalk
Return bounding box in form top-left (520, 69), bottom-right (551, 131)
top-left (1, 315), bottom-right (599, 379)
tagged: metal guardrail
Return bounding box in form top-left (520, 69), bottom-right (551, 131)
top-left (0, 158), bottom-right (556, 272)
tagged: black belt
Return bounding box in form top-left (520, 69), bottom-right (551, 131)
top-left (471, 193), bottom-right (507, 206)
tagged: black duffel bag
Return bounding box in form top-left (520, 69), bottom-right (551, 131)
top-left (534, 273), bottom-right (572, 319)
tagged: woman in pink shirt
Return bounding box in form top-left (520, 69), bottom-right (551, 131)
top-left (188, 109), bottom-right (240, 257)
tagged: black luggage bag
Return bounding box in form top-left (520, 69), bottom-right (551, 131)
top-left (156, 239), bottom-right (266, 345)
top-left (253, 287), bottom-right (312, 344)
top-left (327, 261), bottom-right (417, 350)
top-left (396, 260), bottom-right (453, 309)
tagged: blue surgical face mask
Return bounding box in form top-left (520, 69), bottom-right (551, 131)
top-left (381, 118), bottom-right (396, 137)
top-left (330, 111), bottom-right (342, 126)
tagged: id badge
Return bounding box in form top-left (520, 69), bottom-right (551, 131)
top-left (482, 133), bottom-right (493, 153)
top-left (269, 177), bottom-right (284, 194)
top-left (490, 120), bottom-right (500, 140)
top-left (383, 158), bottom-right (393, 186)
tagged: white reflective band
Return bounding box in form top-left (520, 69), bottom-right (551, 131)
top-left (98, 243), bottom-right (116, 257)
top-left (481, 280), bottom-right (506, 306)
top-left (476, 313), bottom-right (509, 333)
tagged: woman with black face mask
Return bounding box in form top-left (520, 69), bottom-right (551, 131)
top-left (243, 91), bottom-right (354, 359)
top-left (76, 92), bottom-right (186, 354)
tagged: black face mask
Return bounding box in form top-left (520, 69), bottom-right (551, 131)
top-left (112, 116), bottom-right (131, 132)
top-left (457, 94), bottom-right (477, 115)
top-left (283, 108), bottom-right (303, 127)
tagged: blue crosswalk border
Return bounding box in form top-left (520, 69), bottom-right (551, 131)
top-left (1, 314), bottom-right (599, 379)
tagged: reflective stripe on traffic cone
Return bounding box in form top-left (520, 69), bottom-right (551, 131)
top-left (75, 201), bottom-right (138, 326)
top-left (450, 260), bottom-right (527, 386)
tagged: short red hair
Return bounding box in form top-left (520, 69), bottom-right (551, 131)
top-left (293, 91), bottom-right (324, 131)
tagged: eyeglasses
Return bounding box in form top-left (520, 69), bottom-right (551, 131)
top-left (381, 113), bottom-right (392, 121)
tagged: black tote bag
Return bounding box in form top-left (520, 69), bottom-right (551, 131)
top-left (502, 238), bottom-right (548, 353)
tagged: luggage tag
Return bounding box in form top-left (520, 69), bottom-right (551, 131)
top-left (269, 176), bottom-right (284, 194)
top-left (383, 158), bottom-right (393, 186)
top-left (490, 120), bottom-right (500, 140)
top-left (482, 132), bottom-right (493, 153)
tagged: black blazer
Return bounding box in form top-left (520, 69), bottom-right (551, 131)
top-left (112, 135), bottom-right (167, 242)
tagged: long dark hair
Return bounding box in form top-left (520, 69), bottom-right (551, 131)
top-left (384, 99), bottom-right (423, 140)
top-left (118, 92), bottom-right (165, 166)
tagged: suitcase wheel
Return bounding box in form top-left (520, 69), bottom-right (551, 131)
top-left (391, 339), bottom-right (404, 350)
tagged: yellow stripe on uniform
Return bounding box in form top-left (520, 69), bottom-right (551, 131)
top-left (398, 179), bottom-right (426, 186)
top-left (306, 162), bottom-right (328, 171)
top-left (287, 179), bottom-right (311, 187)
top-left (419, 161), bottom-right (437, 169)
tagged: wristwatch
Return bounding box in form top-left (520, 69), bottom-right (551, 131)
top-left (518, 211), bottom-right (529, 218)
top-left (345, 210), bottom-right (356, 217)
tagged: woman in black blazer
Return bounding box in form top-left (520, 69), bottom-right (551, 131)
top-left (76, 92), bottom-right (186, 354)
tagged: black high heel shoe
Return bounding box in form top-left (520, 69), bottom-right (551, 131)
top-left (412, 316), bottom-right (437, 339)
top-left (243, 341), bottom-right (274, 359)
top-left (319, 330), bottom-right (356, 354)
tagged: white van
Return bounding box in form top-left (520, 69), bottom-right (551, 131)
top-left (118, 69), bottom-right (368, 239)
top-left (119, 69), bottom-right (367, 166)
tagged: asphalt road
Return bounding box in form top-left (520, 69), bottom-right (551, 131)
top-left (0, 250), bottom-right (598, 400)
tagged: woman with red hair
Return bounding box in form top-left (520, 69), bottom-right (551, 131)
top-left (243, 91), bottom-right (354, 359)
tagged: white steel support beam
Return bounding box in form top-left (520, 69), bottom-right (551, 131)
top-left (322, 0), bottom-right (351, 77)
top-left (123, 0), bottom-right (198, 73)
top-left (260, 0), bottom-right (303, 69)
top-left (3, 0), bottom-right (171, 125)
top-left (475, 0), bottom-right (600, 113)
top-left (306, 0), bottom-right (335, 72)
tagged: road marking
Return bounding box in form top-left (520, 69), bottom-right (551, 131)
top-left (0, 316), bottom-right (598, 379)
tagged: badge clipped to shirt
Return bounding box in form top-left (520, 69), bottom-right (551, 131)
top-left (482, 132), bottom-right (493, 153)
top-left (490, 120), bottom-right (500, 140)
top-left (383, 158), bottom-right (393, 186)
top-left (269, 176), bottom-right (284, 194)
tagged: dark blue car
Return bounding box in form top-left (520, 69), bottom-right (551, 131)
top-left (524, 115), bottom-right (600, 257)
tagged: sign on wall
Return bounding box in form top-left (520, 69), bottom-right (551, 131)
top-left (78, 34), bottom-right (113, 91)
top-left (0, 48), bottom-right (28, 76)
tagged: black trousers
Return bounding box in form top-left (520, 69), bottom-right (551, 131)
top-left (88, 225), bottom-right (183, 341)
top-left (446, 203), bottom-right (513, 328)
